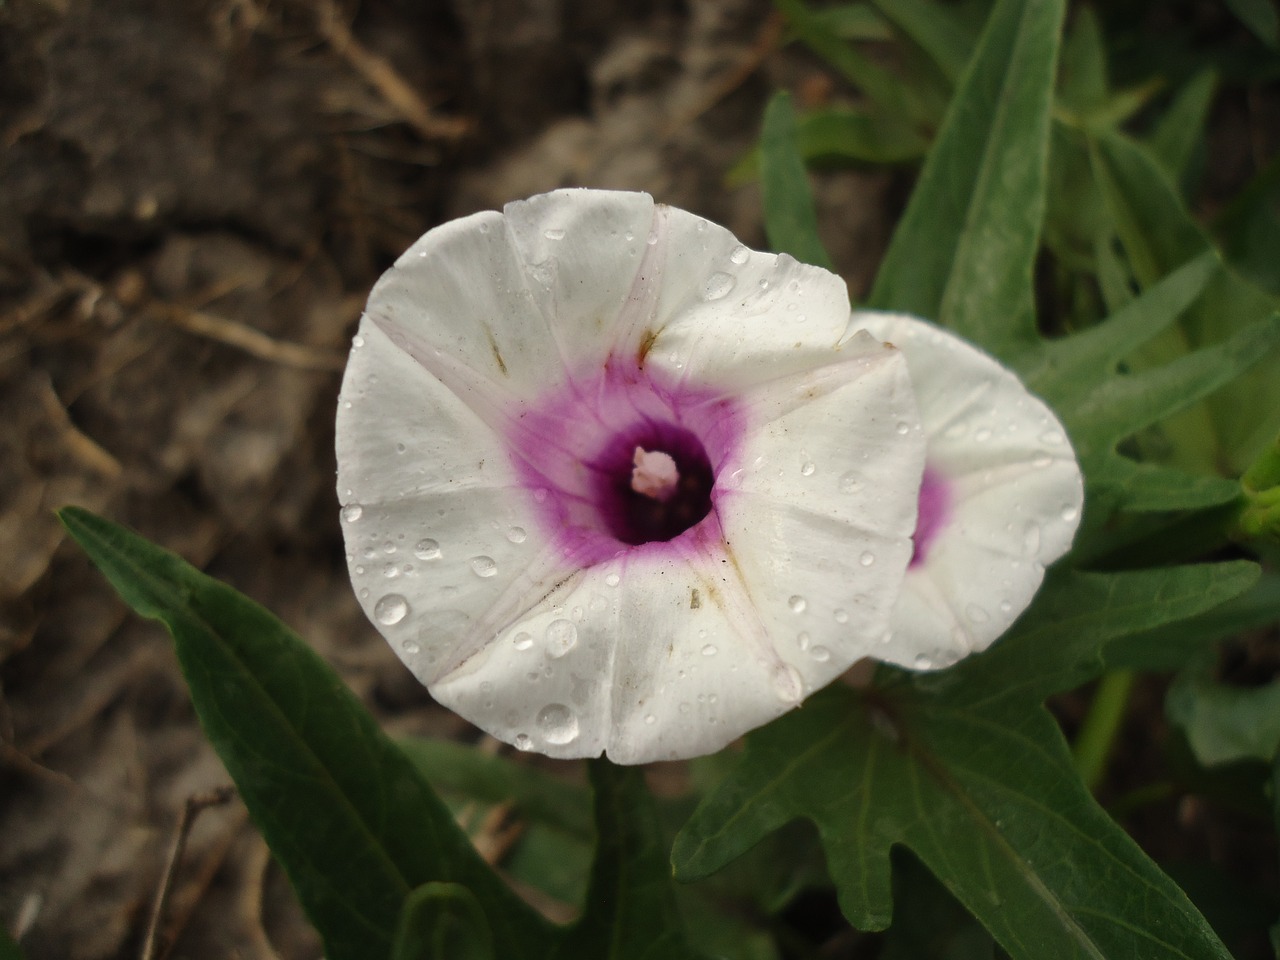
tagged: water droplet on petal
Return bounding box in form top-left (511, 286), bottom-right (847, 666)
top-left (703, 271), bottom-right (735, 300)
top-left (383, 563), bottom-right (400, 579)
top-left (788, 595), bottom-right (807, 614)
top-left (351, 334), bottom-right (365, 348)
top-left (536, 703), bottom-right (579, 744)
top-left (896, 421), bottom-right (910, 435)
top-left (860, 551), bottom-right (876, 566)
top-left (999, 599), bottom-right (1013, 613)
top-left (1061, 505), bottom-right (1079, 523)
top-left (544, 227), bottom-right (565, 240)
top-left (800, 461), bottom-right (816, 476)
top-left (797, 632), bottom-right (811, 652)
top-left (514, 733), bottom-right (532, 751)
top-left (414, 539), bottom-right (441, 560)
top-left (1032, 455), bottom-right (1052, 468)
top-left (644, 713), bottom-right (656, 725)
top-left (810, 645), bottom-right (831, 662)
top-left (729, 244), bottom-right (750, 264)
top-left (341, 504), bottom-right (363, 523)
top-left (605, 572), bottom-right (620, 587)
top-left (401, 639), bottom-right (420, 654)
top-left (913, 653), bottom-right (933, 670)
top-left (966, 604), bottom-right (989, 624)
top-left (383, 541), bottom-right (397, 554)
top-left (839, 471), bottom-right (862, 493)
top-left (1040, 429), bottom-right (1065, 445)
top-left (545, 619), bottom-right (578, 659)
top-left (513, 632), bottom-right (534, 651)
top-left (1022, 522), bottom-right (1042, 557)
top-left (834, 608), bottom-right (849, 624)
top-left (507, 526), bottom-right (527, 543)
top-left (469, 555), bottom-right (498, 578)
top-left (375, 594), bottom-right (409, 625)
top-left (701, 644), bottom-right (718, 657)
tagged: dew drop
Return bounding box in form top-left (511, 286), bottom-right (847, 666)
top-left (401, 639), bottom-right (420, 654)
top-left (1040, 429), bottom-right (1065, 445)
top-left (1061, 505), bottom-right (1079, 523)
top-left (644, 713), bottom-right (656, 725)
top-left (999, 599), bottom-right (1013, 613)
top-left (758, 278), bottom-right (770, 290)
top-left (545, 619), bottom-right (578, 659)
top-left (1022, 522), bottom-right (1042, 557)
top-left (966, 604), bottom-right (990, 624)
top-left (383, 541), bottom-right (397, 554)
top-left (729, 244), bottom-right (750, 264)
top-left (896, 421), bottom-right (910, 435)
top-left (351, 334), bottom-right (365, 348)
top-left (341, 503), bottom-right (363, 523)
top-left (414, 539), bottom-right (441, 560)
top-left (703, 271), bottom-right (735, 300)
top-left (834, 608), bottom-right (849, 624)
top-left (788, 595), bottom-right (807, 614)
top-left (646, 232), bottom-right (658, 246)
top-left (507, 526), bottom-right (527, 543)
top-left (800, 461), bottom-right (816, 477)
top-left (605, 572), bottom-right (620, 587)
top-left (859, 551), bottom-right (876, 566)
top-left (913, 653), bottom-right (933, 670)
top-left (383, 563), bottom-right (400, 579)
top-left (701, 644), bottom-right (718, 657)
top-left (810, 645), bottom-right (831, 663)
top-left (469, 555), bottom-right (498, 578)
top-left (514, 733), bottom-right (532, 751)
top-left (374, 594), bottom-right (409, 625)
top-left (543, 227), bottom-right (565, 240)
top-left (839, 471), bottom-right (862, 494)
top-left (513, 632), bottom-right (534, 651)
top-left (796, 631), bottom-right (811, 652)
top-left (536, 703), bottom-right (579, 744)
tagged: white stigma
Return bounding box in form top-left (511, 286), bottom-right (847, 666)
top-left (631, 447), bottom-right (680, 502)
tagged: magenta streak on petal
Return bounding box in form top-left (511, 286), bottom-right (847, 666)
top-left (505, 357), bottom-right (748, 567)
top-left (910, 465), bottom-right (951, 568)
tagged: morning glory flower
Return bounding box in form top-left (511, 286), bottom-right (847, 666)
top-left (845, 311), bottom-right (1084, 669)
top-left (336, 189), bottom-right (927, 763)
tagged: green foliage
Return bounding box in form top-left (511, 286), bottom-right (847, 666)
top-left (759, 92), bottom-right (835, 270)
top-left (59, 508), bottom-right (711, 960)
top-left (866, 0), bottom-right (1063, 360)
top-left (673, 564), bottom-right (1259, 960)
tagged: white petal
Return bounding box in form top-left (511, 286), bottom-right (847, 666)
top-left (848, 311), bottom-right (1084, 666)
top-left (364, 190), bottom-right (655, 405)
top-left (430, 535), bottom-right (797, 764)
top-left (716, 332), bottom-right (926, 686)
top-left (641, 204), bottom-right (854, 389)
top-left (337, 318), bottom-right (576, 676)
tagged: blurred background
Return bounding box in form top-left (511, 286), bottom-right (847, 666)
top-left (1, 0), bottom-right (1275, 957)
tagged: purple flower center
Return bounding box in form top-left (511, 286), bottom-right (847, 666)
top-left (910, 466), bottom-right (950, 568)
top-left (506, 359), bottom-right (744, 566)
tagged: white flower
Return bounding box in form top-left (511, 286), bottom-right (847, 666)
top-left (845, 311), bottom-right (1084, 669)
top-left (336, 189), bottom-right (927, 763)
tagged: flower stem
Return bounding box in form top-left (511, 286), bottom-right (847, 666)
top-left (1072, 670), bottom-right (1135, 792)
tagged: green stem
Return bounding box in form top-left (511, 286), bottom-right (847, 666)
top-left (1072, 670), bottom-right (1135, 792)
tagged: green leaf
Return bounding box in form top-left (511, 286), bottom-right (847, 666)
top-left (1168, 665), bottom-right (1280, 767)
top-left (776, 0), bottom-right (931, 123)
top-left (870, 0), bottom-right (982, 84)
top-left (795, 107), bottom-right (930, 166)
top-left (1148, 70), bottom-right (1217, 187)
top-left (673, 563), bottom-right (1258, 960)
top-left (1223, 0), bottom-right (1280, 47)
top-left (1215, 151), bottom-right (1280, 297)
top-left (555, 761), bottom-right (708, 960)
top-left (392, 884), bottom-right (494, 960)
top-left (1056, 5), bottom-right (1107, 115)
top-left (867, 0), bottom-right (1064, 360)
top-left (58, 507), bottom-right (556, 960)
top-left (399, 737), bottom-right (593, 842)
top-left (1105, 571), bottom-right (1280, 670)
top-left (759, 92), bottom-right (835, 271)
